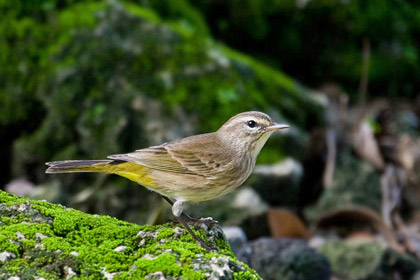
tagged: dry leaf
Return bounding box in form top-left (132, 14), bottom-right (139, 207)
top-left (352, 121), bottom-right (385, 170)
top-left (267, 208), bottom-right (309, 239)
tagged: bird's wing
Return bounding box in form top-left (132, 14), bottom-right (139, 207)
top-left (108, 135), bottom-right (234, 177)
top-left (164, 134), bottom-right (236, 177)
top-left (108, 145), bottom-right (193, 174)
top-left (165, 146), bottom-right (233, 177)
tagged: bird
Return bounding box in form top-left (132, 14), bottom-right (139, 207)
top-left (46, 111), bottom-right (289, 250)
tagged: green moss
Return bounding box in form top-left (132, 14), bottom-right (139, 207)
top-left (319, 240), bottom-right (383, 280)
top-left (3, 0), bottom-right (324, 193)
top-left (122, 1), bottom-right (161, 23)
top-left (319, 240), bottom-right (420, 280)
top-left (0, 190), bottom-right (260, 279)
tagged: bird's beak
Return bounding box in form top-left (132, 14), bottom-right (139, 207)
top-left (266, 123), bottom-right (289, 132)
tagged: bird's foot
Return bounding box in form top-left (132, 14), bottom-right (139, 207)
top-left (196, 239), bottom-right (217, 252)
top-left (182, 214), bottom-right (219, 226)
top-left (170, 214), bottom-right (219, 226)
top-left (174, 215), bottom-right (218, 252)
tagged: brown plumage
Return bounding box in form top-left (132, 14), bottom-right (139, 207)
top-left (46, 111), bottom-right (289, 250)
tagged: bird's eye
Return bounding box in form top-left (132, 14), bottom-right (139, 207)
top-left (247, 120), bottom-right (256, 128)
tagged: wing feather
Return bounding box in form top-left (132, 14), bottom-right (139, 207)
top-left (108, 145), bottom-right (192, 174)
top-left (166, 146), bottom-right (235, 177)
top-left (107, 134), bottom-right (235, 177)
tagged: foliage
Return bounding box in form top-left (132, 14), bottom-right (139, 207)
top-left (190, 0), bottom-right (420, 98)
top-left (1, 0), bottom-right (324, 188)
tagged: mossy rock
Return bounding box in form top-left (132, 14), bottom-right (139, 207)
top-left (0, 190), bottom-right (261, 279)
top-left (305, 148), bottom-right (382, 221)
top-left (3, 0), bottom-right (325, 187)
top-left (237, 238), bottom-right (331, 280)
top-left (318, 240), bottom-right (420, 280)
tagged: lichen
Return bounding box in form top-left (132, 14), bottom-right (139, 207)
top-left (0, 190), bottom-right (260, 279)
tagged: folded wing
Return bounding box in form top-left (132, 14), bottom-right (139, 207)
top-left (108, 135), bottom-right (234, 178)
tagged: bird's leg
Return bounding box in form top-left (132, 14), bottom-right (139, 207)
top-left (161, 195), bottom-right (218, 226)
top-left (161, 195), bottom-right (174, 206)
top-left (167, 199), bottom-right (214, 251)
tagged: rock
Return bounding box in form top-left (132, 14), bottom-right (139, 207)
top-left (305, 149), bottom-right (382, 221)
top-left (318, 240), bottom-right (420, 280)
top-left (412, 271), bottom-right (420, 280)
top-left (0, 190), bottom-right (260, 279)
top-left (237, 237), bottom-right (331, 280)
top-left (232, 187), bottom-right (268, 216)
top-left (5, 178), bottom-right (35, 197)
top-left (223, 226), bottom-right (247, 254)
top-left (247, 158), bottom-right (303, 206)
top-left (0, 251), bottom-right (16, 262)
top-left (5, 179), bottom-right (62, 204)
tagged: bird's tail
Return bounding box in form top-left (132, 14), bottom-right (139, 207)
top-left (45, 160), bottom-right (119, 174)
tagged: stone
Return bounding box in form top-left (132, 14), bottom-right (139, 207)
top-left (247, 158), bottom-right (303, 206)
top-left (223, 226), bottom-right (247, 254)
top-left (0, 251), bottom-right (16, 262)
top-left (5, 178), bottom-right (35, 197)
top-left (232, 187), bottom-right (269, 216)
top-left (318, 240), bottom-right (420, 280)
top-left (237, 237), bottom-right (331, 280)
top-left (6, 179), bottom-right (62, 205)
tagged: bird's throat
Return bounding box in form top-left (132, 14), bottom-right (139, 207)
top-left (250, 132), bottom-right (273, 160)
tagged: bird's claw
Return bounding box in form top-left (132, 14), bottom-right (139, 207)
top-left (183, 215), bottom-right (219, 226)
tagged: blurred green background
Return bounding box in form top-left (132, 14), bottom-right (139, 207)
top-left (1, 0), bottom-right (419, 221)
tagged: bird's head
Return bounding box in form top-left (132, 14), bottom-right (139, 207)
top-left (217, 111), bottom-right (289, 157)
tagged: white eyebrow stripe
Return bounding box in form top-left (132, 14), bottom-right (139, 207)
top-left (223, 116), bottom-right (271, 129)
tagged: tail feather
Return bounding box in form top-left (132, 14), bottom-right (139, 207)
top-left (45, 160), bottom-right (119, 174)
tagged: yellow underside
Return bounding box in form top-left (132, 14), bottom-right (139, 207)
top-left (85, 161), bottom-right (238, 202)
top-left (100, 162), bottom-right (156, 189)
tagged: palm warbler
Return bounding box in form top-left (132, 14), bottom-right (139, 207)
top-left (46, 111), bottom-right (288, 250)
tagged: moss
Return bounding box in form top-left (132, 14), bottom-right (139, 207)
top-left (319, 240), bottom-right (383, 280)
top-left (319, 240), bottom-right (420, 280)
top-left (4, 0), bottom-right (325, 189)
top-left (0, 190), bottom-right (260, 279)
